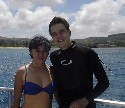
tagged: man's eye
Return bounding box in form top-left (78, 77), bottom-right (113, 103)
top-left (51, 33), bottom-right (57, 37)
top-left (60, 30), bottom-right (65, 34)
top-left (59, 29), bottom-right (66, 34)
top-left (36, 49), bottom-right (40, 52)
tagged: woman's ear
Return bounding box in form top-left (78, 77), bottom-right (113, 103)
top-left (29, 50), bottom-right (33, 58)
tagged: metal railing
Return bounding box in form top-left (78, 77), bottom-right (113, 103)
top-left (0, 87), bottom-right (13, 108)
top-left (95, 99), bottom-right (125, 107)
top-left (0, 87), bottom-right (125, 108)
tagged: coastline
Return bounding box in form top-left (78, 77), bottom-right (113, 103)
top-left (0, 46), bottom-right (125, 49)
top-left (0, 47), bottom-right (27, 49)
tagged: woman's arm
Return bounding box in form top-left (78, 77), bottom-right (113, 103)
top-left (13, 67), bottom-right (24, 108)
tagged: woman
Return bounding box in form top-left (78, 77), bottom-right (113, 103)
top-left (13, 35), bottom-right (55, 108)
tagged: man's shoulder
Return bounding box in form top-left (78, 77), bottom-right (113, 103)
top-left (76, 45), bottom-right (94, 54)
top-left (50, 49), bottom-right (60, 56)
top-left (50, 49), bottom-right (61, 62)
top-left (75, 45), bottom-right (98, 59)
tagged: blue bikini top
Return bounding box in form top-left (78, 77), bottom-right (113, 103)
top-left (23, 66), bottom-right (55, 95)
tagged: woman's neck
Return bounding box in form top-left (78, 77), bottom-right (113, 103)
top-left (30, 61), bottom-right (46, 68)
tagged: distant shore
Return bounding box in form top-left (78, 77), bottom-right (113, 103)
top-left (0, 46), bottom-right (125, 49)
top-left (0, 47), bottom-right (27, 49)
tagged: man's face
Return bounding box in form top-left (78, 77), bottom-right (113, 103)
top-left (50, 23), bottom-right (71, 50)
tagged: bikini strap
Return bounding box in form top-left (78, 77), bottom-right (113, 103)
top-left (24, 65), bottom-right (28, 82)
top-left (46, 64), bottom-right (53, 81)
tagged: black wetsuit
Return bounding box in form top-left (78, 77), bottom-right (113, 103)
top-left (50, 42), bottom-right (109, 108)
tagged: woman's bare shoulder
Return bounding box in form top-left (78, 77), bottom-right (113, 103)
top-left (15, 65), bottom-right (27, 76)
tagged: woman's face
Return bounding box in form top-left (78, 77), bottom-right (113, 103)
top-left (31, 45), bottom-right (48, 64)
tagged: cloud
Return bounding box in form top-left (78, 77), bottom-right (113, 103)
top-left (36, 0), bottom-right (65, 7)
top-left (0, 0), bottom-right (125, 39)
top-left (14, 7), bottom-right (54, 30)
top-left (71, 0), bottom-right (125, 39)
top-left (0, 0), bottom-right (68, 38)
top-left (11, 6), bottom-right (57, 38)
top-left (0, 0), bottom-right (14, 30)
top-left (8, 0), bottom-right (65, 9)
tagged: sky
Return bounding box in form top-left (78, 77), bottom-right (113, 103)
top-left (0, 0), bottom-right (125, 39)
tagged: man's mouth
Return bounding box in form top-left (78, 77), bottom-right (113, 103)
top-left (57, 39), bottom-right (64, 43)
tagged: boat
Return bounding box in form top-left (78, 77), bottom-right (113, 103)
top-left (0, 87), bottom-right (125, 108)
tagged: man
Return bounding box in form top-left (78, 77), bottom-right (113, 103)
top-left (49, 16), bottom-right (109, 108)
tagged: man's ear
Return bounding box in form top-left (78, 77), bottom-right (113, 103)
top-left (69, 29), bottom-right (71, 36)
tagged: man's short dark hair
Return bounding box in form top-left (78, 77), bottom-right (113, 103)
top-left (49, 16), bottom-right (70, 35)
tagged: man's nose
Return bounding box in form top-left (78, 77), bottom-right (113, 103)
top-left (56, 32), bottom-right (63, 38)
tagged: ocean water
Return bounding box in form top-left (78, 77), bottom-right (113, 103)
top-left (0, 47), bottom-right (125, 108)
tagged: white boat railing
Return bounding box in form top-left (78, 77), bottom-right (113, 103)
top-left (95, 99), bottom-right (125, 107)
top-left (0, 87), bottom-right (13, 108)
top-left (0, 87), bottom-right (125, 108)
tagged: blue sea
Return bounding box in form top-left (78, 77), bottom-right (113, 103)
top-left (0, 47), bottom-right (125, 108)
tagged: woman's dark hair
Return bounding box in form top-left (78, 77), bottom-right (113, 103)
top-left (49, 16), bottom-right (70, 35)
top-left (29, 34), bottom-right (51, 58)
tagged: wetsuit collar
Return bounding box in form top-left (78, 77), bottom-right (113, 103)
top-left (60, 41), bottom-right (76, 53)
